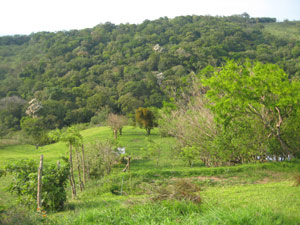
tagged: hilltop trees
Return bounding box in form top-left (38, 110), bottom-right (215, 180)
top-left (0, 96), bottom-right (26, 137)
top-left (0, 15), bottom-right (299, 132)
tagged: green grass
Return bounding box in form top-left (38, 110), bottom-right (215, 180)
top-left (1, 125), bottom-right (300, 224)
top-left (0, 126), bottom-right (177, 168)
top-left (264, 21), bottom-right (300, 41)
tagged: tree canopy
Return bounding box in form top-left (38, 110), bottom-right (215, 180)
top-left (0, 15), bottom-right (299, 134)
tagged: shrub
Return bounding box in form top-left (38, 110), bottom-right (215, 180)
top-left (5, 159), bottom-right (69, 211)
top-left (86, 139), bottom-right (119, 178)
top-left (0, 206), bottom-right (47, 225)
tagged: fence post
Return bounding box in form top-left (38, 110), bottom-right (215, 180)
top-left (81, 144), bottom-right (86, 183)
top-left (37, 154), bottom-right (43, 210)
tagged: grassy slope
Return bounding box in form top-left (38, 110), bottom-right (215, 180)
top-left (264, 21), bottom-right (300, 41)
top-left (1, 126), bottom-right (300, 224)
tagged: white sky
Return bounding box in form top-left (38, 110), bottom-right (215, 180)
top-left (0, 0), bottom-right (299, 36)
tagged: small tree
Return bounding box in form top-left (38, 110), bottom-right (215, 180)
top-left (107, 114), bottom-right (128, 139)
top-left (5, 159), bottom-right (69, 211)
top-left (20, 117), bottom-right (48, 149)
top-left (86, 139), bottom-right (119, 178)
top-left (144, 138), bottom-right (162, 166)
top-left (61, 127), bottom-right (82, 199)
top-left (135, 107), bottom-right (156, 135)
top-left (180, 146), bottom-right (199, 167)
top-left (49, 127), bottom-right (83, 199)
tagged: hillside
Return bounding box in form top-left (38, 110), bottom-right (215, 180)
top-left (264, 21), bottom-right (300, 41)
top-left (1, 15), bottom-right (300, 135)
top-left (1, 126), bottom-right (300, 224)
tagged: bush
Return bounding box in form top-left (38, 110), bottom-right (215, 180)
top-left (5, 159), bottom-right (69, 211)
top-left (0, 206), bottom-right (47, 225)
top-left (86, 139), bottom-right (119, 178)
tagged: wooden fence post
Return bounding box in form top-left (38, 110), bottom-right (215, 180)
top-left (37, 154), bottom-right (43, 210)
top-left (122, 156), bottom-right (131, 172)
top-left (76, 148), bottom-right (84, 192)
top-left (69, 144), bottom-right (77, 199)
top-left (81, 144), bottom-right (86, 183)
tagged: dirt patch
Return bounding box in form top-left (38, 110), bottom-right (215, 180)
top-left (172, 176), bottom-right (225, 182)
top-left (256, 177), bottom-right (272, 184)
top-left (194, 176), bottom-right (224, 181)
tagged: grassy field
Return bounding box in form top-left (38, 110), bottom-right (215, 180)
top-left (1, 126), bottom-right (300, 224)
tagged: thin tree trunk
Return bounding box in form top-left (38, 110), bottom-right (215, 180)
top-left (81, 144), bottom-right (86, 184)
top-left (69, 144), bottom-right (76, 198)
top-left (275, 106), bottom-right (293, 158)
top-left (76, 147), bottom-right (84, 192)
top-left (37, 154), bottom-right (43, 210)
top-left (114, 129), bottom-right (118, 139)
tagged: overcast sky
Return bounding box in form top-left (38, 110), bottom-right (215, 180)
top-left (1, 0), bottom-right (299, 36)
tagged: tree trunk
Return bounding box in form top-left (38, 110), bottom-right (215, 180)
top-left (69, 144), bottom-right (76, 198)
top-left (119, 128), bottom-right (122, 135)
top-left (81, 144), bottom-right (86, 183)
top-left (146, 128), bottom-right (151, 135)
top-left (114, 129), bottom-right (118, 139)
top-left (37, 154), bottom-right (43, 210)
top-left (76, 147), bottom-right (84, 192)
top-left (275, 134), bottom-right (292, 158)
top-left (275, 106), bottom-right (293, 158)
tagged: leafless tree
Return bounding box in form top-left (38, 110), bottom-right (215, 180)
top-left (107, 114), bottom-right (128, 139)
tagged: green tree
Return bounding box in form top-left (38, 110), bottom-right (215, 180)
top-left (135, 107), bottom-right (156, 135)
top-left (5, 159), bottom-right (69, 211)
top-left (203, 60), bottom-right (300, 158)
top-left (49, 127), bottom-right (83, 199)
top-left (20, 117), bottom-right (48, 149)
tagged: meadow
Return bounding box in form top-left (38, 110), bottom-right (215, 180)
top-left (1, 126), bottom-right (300, 225)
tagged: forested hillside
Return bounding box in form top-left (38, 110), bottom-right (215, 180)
top-left (1, 14), bottom-right (300, 133)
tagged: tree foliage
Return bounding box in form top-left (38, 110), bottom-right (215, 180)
top-left (161, 60), bottom-right (300, 166)
top-left (5, 159), bottom-right (69, 211)
top-left (0, 15), bottom-right (299, 132)
top-left (203, 60), bottom-right (300, 158)
top-left (136, 107), bottom-right (156, 135)
top-left (86, 139), bottom-right (119, 178)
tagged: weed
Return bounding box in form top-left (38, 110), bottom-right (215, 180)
top-left (152, 180), bottom-right (201, 203)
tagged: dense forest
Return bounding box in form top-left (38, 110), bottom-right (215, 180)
top-left (0, 14), bottom-right (300, 136)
